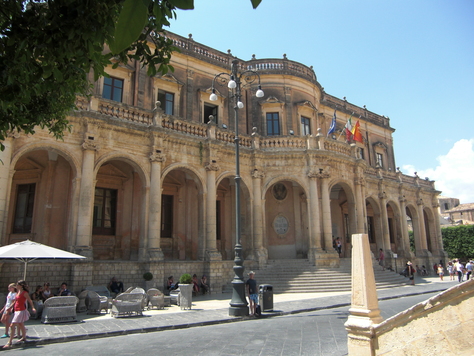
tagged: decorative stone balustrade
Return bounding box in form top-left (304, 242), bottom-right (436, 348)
top-left (323, 140), bottom-right (352, 156)
top-left (98, 101), bottom-right (153, 125)
top-left (260, 136), bottom-right (306, 149)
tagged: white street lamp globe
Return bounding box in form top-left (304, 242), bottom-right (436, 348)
top-left (237, 101), bottom-right (244, 109)
top-left (228, 79), bottom-right (237, 89)
top-left (256, 88), bottom-right (264, 98)
top-left (210, 92), bottom-right (218, 101)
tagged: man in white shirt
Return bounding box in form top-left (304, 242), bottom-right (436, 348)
top-left (466, 260), bottom-right (473, 281)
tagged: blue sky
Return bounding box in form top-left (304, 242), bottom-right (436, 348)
top-left (169, 0), bottom-right (474, 203)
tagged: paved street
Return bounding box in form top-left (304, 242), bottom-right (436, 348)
top-left (3, 292), bottom-right (442, 356)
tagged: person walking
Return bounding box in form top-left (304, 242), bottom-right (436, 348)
top-left (378, 248), bottom-right (385, 271)
top-left (447, 261), bottom-right (454, 280)
top-left (246, 271), bottom-right (258, 316)
top-left (437, 263), bottom-right (444, 281)
top-left (407, 261), bottom-right (416, 285)
top-left (466, 260), bottom-right (473, 281)
top-left (0, 284), bottom-right (17, 339)
top-left (2, 280), bottom-right (35, 349)
top-left (454, 259), bottom-right (464, 283)
top-left (336, 238), bottom-right (342, 258)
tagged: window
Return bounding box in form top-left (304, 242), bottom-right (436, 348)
top-left (203, 104), bottom-right (218, 124)
top-left (158, 90), bottom-right (174, 115)
top-left (359, 148), bottom-right (365, 160)
top-left (13, 183), bottom-right (36, 233)
top-left (300, 116), bottom-right (311, 135)
top-left (161, 194), bottom-right (173, 238)
top-left (376, 153), bottom-right (383, 168)
top-left (93, 188), bottom-right (117, 235)
top-left (266, 112), bottom-right (280, 136)
top-left (103, 77), bottom-right (123, 102)
top-left (444, 203), bottom-right (449, 210)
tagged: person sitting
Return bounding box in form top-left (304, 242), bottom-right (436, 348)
top-left (41, 283), bottom-right (54, 300)
top-left (57, 282), bottom-right (71, 296)
top-left (166, 276), bottom-right (177, 292)
top-left (108, 277), bottom-right (124, 295)
top-left (192, 274), bottom-right (200, 294)
top-left (30, 285), bottom-right (44, 302)
top-left (200, 275), bottom-right (209, 295)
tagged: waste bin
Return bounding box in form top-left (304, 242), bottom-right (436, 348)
top-left (258, 284), bottom-right (273, 312)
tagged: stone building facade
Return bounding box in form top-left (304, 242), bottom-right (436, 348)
top-left (0, 32), bottom-right (446, 291)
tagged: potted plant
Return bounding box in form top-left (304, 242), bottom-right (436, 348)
top-left (178, 273), bottom-right (193, 310)
top-left (143, 272), bottom-right (154, 290)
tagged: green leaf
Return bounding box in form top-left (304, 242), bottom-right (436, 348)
top-left (110, 0), bottom-right (149, 54)
top-left (168, 0), bottom-right (194, 10)
top-left (251, 0), bottom-right (262, 9)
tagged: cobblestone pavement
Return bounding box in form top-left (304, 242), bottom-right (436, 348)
top-left (0, 276), bottom-right (459, 350)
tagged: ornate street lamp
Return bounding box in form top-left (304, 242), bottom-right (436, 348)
top-left (210, 59), bottom-right (264, 317)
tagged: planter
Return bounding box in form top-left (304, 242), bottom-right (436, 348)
top-left (179, 284), bottom-right (193, 310)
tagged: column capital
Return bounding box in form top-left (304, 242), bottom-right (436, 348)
top-left (354, 177), bottom-right (366, 186)
top-left (378, 191), bottom-right (387, 200)
top-left (204, 161), bottom-right (220, 172)
top-left (149, 152), bottom-right (166, 163)
top-left (251, 169), bottom-right (265, 179)
top-left (82, 140), bottom-right (100, 151)
top-left (417, 198), bottom-right (424, 206)
top-left (308, 169), bottom-right (330, 179)
top-left (398, 196), bottom-right (407, 203)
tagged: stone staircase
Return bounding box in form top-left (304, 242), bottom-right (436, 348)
top-left (225, 258), bottom-right (409, 293)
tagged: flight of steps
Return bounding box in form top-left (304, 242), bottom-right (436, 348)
top-left (224, 258), bottom-right (408, 293)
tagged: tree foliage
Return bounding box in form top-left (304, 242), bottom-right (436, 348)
top-left (0, 0), bottom-right (262, 151)
top-left (441, 225), bottom-right (474, 260)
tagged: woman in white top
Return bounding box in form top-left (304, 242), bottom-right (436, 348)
top-left (0, 284), bottom-right (17, 338)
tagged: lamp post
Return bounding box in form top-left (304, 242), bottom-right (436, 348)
top-left (210, 59), bottom-right (264, 317)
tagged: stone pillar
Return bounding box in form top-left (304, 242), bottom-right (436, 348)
top-left (344, 233), bottom-right (383, 354)
top-left (354, 177), bottom-right (366, 234)
top-left (399, 196), bottom-right (411, 256)
top-left (145, 150), bottom-right (165, 261)
top-left (319, 172), bottom-right (332, 250)
top-left (416, 198), bottom-right (428, 250)
top-left (0, 135), bottom-right (13, 245)
top-left (204, 161), bottom-right (221, 261)
top-left (74, 140), bottom-right (98, 258)
top-left (379, 191), bottom-right (391, 250)
top-left (251, 169), bottom-right (267, 266)
top-left (307, 171), bottom-right (322, 263)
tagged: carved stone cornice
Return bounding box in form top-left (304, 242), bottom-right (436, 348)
top-left (204, 162), bottom-right (220, 172)
top-left (82, 140), bottom-right (99, 151)
top-left (251, 169), bottom-right (265, 179)
top-left (149, 152), bottom-right (166, 163)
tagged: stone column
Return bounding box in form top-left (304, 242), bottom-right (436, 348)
top-left (379, 191), bottom-right (391, 250)
top-left (307, 171), bottom-right (322, 263)
top-left (354, 177), bottom-right (366, 234)
top-left (416, 198), bottom-right (428, 250)
top-left (344, 233), bottom-right (383, 354)
top-left (74, 140), bottom-right (98, 258)
top-left (399, 196), bottom-right (411, 256)
top-left (204, 161), bottom-right (221, 261)
top-left (0, 135), bottom-right (14, 245)
top-left (251, 169), bottom-right (267, 266)
top-left (319, 171), bottom-right (332, 250)
top-left (145, 150), bottom-right (165, 261)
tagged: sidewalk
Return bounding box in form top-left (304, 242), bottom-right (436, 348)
top-left (2, 276), bottom-right (459, 349)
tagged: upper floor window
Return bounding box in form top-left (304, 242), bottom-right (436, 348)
top-left (376, 153), bottom-right (383, 168)
top-left (359, 148), bottom-right (365, 160)
top-left (93, 188), bottom-right (117, 235)
top-left (266, 112), bottom-right (280, 136)
top-left (13, 183), bottom-right (36, 233)
top-left (204, 103), bottom-right (218, 124)
top-left (300, 116), bottom-right (311, 135)
top-left (158, 90), bottom-right (174, 115)
top-left (103, 77), bottom-right (123, 102)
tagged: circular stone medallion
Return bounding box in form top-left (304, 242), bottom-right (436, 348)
top-left (273, 215), bottom-right (289, 235)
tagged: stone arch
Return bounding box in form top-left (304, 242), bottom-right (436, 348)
top-left (406, 203), bottom-right (420, 255)
top-left (387, 200), bottom-right (402, 253)
top-left (423, 206), bottom-right (438, 254)
top-left (215, 171), bottom-right (252, 259)
top-left (7, 144), bottom-right (80, 250)
top-left (94, 152), bottom-right (149, 188)
top-left (263, 176), bottom-right (309, 259)
top-left (160, 165), bottom-right (205, 260)
top-left (328, 180), bottom-right (356, 257)
top-left (366, 195), bottom-right (383, 254)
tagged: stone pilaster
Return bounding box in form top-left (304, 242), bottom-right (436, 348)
top-left (307, 170), bottom-right (322, 264)
top-left (0, 135), bottom-right (14, 245)
top-left (378, 191), bottom-right (391, 251)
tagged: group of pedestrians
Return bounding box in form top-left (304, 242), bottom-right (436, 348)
top-left (446, 259), bottom-right (473, 282)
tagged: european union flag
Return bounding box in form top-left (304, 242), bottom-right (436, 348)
top-left (327, 109), bottom-right (336, 136)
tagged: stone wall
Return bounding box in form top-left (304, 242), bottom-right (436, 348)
top-left (373, 279), bottom-right (474, 355)
top-left (0, 259), bottom-right (251, 295)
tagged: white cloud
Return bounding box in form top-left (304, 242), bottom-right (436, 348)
top-left (402, 139), bottom-right (474, 204)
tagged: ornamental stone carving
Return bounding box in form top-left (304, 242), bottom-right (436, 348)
top-left (204, 161), bottom-right (220, 172)
top-left (82, 140), bottom-right (100, 151)
top-left (251, 169), bottom-right (265, 179)
top-left (378, 192), bottom-right (387, 200)
top-left (149, 152), bottom-right (166, 163)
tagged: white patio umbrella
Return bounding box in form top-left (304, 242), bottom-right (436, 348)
top-left (0, 239), bottom-right (86, 280)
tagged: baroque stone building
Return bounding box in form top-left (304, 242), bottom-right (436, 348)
top-left (0, 32), bottom-right (446, 291)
